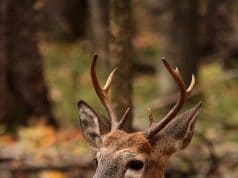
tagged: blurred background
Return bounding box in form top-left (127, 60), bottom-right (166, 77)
top-left (0, 0), bottom-right (238, 177)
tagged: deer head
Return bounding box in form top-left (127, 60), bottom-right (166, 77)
top-left (78, 54), bottom-right (202, 178)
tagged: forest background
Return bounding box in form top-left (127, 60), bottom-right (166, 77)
top-left (0, 0), bottom-right (238, 177)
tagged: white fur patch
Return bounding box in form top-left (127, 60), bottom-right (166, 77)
top-left (125, 166), bottom-right (145, 178)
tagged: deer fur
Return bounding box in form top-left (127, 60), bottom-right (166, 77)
top-left (78, 54), bottom-right (202, 178)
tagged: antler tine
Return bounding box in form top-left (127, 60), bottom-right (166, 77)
top-left (187, 74), bottom-right (195, 95)
top-left (103, 68), bottom-right (117, 93)
top-left (147, 108), bottom-right (154, 127)
top-left (91, 54), bottom-right (119, 129)
top-left (115, 108), bottom-right (130, 130)
top-left (145, 58), bottom-right (196, 139)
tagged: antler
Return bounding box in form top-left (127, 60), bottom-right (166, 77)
top-left (145, 58), bottom-right (195, 139)
top-left (91, 54), bottom-right (130, 130)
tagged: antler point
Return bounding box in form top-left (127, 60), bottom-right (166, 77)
top-left (103, 68), bottom-right (117, 92)
top-left (114, 108), bottom-right (130, 130)
top-left (197, 101), bottom-right (203, 107)
top-left (162, 58), bottom-right (168, 65)
top-left (147, 107), bottom-right (154, 127)
top-left (187, 74), bottom-right (196, 93)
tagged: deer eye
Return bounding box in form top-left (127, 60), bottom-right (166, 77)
top-left (127, 160), bottom-right (144, 170)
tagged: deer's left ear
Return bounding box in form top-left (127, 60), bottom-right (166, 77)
top-left (78, 100), bottom-right (103, 150)
top-left (152, 102), bottom-right (202, 156)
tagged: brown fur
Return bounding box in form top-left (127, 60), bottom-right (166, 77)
top-left (78, 97), bottom-right (201, 178)
top-left (103, 130), bottom-right (151, 154)
top-left (78, 57), bottom-right (202, 178)
top-left (99, 130), bottom-right (167, 178)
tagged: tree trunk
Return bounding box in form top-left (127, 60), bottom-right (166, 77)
top-left (61, 0), bottom-right (88, 40)
top-left (207, 0), bottom-right (238, 70)
top-left (0, 0), bottom-right (58, 130)
top-left (0, 0), bottom-right (8, 123)
top-left (158, 0), bottom-right (199, 95)
top-left (199, 0), bottom-right (238, 68)
top-left (89, 0), bottom-right (109, 64)
top-left (109, 0), bottom-right (134, 131)
top-left (40, 0), bottom-right (89, 41)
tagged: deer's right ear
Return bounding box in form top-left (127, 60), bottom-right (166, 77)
top-left (78, 100), bottom-right (102, 150)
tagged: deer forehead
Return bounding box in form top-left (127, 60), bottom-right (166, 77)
top-left (101, 130), bottom-right (151, 154)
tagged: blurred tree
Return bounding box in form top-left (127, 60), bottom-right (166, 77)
top-left (205, 0), bottom-right (238, 69)
top-left (61, 0), bottom-right (88, 40)
top-left (158, 0), bottom-right (199, 95)
top-left (0, 0), bottom-right (58, 130)
top-left (40, 0), bottom-right (89, 41)
top-left (109, 0), bottom-right (134, 131)
top-left (0, 0), bottom-right (8, 123)
top-left (89, 0), bottom-right (109, 63)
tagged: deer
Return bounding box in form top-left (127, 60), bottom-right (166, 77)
top-left (77, 54), bottom-right (202, 178)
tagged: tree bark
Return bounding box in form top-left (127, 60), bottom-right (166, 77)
top-left (109, 0), bottom-right (134, 131)
top-left (0, 0), bottom-right (58, 129)
top-left (158, 0), bottom-right (199, 95)
top-left (0, 0), bottom-right (8, 122)
top-left (39, 0), bottom-right (89, 41)
top-left (61, 0), bottom-right (88, 40)
top-left (207, 0), bottom-right (238, 70)
top-left (89, 0), bottom-right (109, 63)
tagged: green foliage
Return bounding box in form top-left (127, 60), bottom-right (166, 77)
top-left (42, 43), bottom-right (107, 126)
top-left (43, 43), bottom-right (86, 125)
top-left (199, 62), bottom-right (238, 142)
